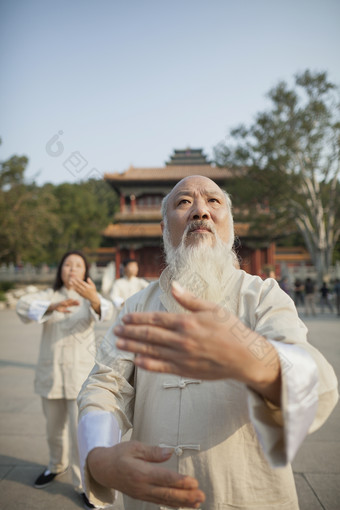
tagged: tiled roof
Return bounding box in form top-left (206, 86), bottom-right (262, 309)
top-left (103, 223), bottom-right (162, 238)
top-left (234, 223), bottom-right (250, 236)
top-left (275, 246), bottom-right (311, 262)
top-left (103, 222), bottom-right (249, 238)
top-left (105, 165), bottom-right (233, 182)
top-left (114, 211), bottom-right (162, 221)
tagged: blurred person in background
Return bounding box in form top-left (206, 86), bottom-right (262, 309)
top-left (279, 276), bottom-right (291, 296)
top-left (110, 259), bottom-right (149, 312)
top-left (16, 250), bottom-right (113, 509)
top-left (304, 277), bottom-right (316, 316)
top-left (332, 278), bottom-right (340, 316)
top-left (293, 278), bottom-right (304, 306)
top-left (319, 281), bottom-right (333, 314)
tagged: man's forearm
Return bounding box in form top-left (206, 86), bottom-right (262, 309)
top-left (234, 330), bottom-right (282, 406)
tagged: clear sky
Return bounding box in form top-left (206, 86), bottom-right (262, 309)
top-left (1, 0), bottom-right (339, 185)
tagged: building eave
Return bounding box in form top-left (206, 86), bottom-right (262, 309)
top-left (104, 165), bottom-right (236, 185)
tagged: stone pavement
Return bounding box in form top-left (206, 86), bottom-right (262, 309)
top-left (0, 308), bottom-right (339, 510)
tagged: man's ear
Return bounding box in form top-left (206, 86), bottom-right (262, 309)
top-left (160, 221), bottom-right (164, 233)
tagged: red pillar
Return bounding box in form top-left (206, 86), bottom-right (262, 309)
top-left (130, 194), bottom-right (136, 213)
top-left (252, 249), bottom-right (262, 276)
top-left (115, 250), bottom-right (121, 279)
top-left (267, 242), bottom-right (275, 266)
top-left (120, 194), bottom-right (125, 213)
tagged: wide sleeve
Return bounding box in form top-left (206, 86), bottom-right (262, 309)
top-left (110, 281), bottom-right (125, 309)
top-left (77, 305), bottom-right (136, 507)
top-left (243, 276), bottom-right (338, 466)
top-left (16, 288), bottom-right (54, 324)
top-left (78, 411), bottom-right (121, 507)
top-left (89, 294), bottom-right (114, 322)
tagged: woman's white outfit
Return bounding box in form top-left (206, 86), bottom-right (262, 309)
top-left (17, 286), bottom-right (113, 490)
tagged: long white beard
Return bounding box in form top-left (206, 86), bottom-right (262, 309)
top-left (163, 221), bottom-right (237, 312)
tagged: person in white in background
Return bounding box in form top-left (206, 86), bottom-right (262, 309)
top-left (110, 259), bottom-right (149, 311)
top-left (16, 250), bottom-right (113, 510)
top-left (77, 176), bottom-right (338, 510)
top-left (101, 260), bottom-right (116, 298)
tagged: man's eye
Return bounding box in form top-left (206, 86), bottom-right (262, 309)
top-left (178, 199), bottom-right (190, 205)
top-left (209, 198), bottom-right (219, 203)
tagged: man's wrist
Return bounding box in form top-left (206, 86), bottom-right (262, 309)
top-left (232, 329), bottom-right (281, 405)
top-left (87, 446), bottom-right (116, 488)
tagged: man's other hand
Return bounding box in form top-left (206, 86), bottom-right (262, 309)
top-left (87, 441), bottom-right (205, 508)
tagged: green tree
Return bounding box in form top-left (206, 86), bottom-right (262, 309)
top-left (0, 154), bottom-right (59, 264)
top-left (46, 178), bottom-right (117, 263)
top-left (215, 70), bottom-right (340, 284)
top-left (0, 148), bottom-right (117, 266)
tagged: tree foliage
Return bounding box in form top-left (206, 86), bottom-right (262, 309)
top-left (0, 155), bottom-right (60, 264)
top-left (215, 70), bottom-right (340, 283)
top-left (0, 151), bottom-right (117, 265)
top-left (45, 179), bottom-right (115, 263)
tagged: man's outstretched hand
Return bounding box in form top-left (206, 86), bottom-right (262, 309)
top-left (114, 281), bottom-right (281, 405)
top-left (87, 441), bottom-right (205, 508)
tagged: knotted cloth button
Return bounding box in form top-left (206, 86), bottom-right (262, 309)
top-left (175, 446), bottom-right (183, 456)
top-left (178, 381), bottom-right (186, 388)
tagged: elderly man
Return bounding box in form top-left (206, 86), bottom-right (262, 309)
top-left (77, 175), bottom-right (338, 510)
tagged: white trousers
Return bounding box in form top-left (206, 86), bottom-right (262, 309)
top-left (41, 397), bottom-right (82, 491)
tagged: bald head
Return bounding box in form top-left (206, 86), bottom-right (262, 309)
top-left (161, 175), bottom-right (234, 250)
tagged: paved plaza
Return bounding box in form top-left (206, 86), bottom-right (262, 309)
top-left (0, 308), bottom-right (339, 510)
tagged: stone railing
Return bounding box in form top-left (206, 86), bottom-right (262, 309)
top-left (0, 264), bottom-right (106, 310)
top-left (279, 261), bottom-right (340, 283)
top-left (0, 263), bottom-right (104, 285)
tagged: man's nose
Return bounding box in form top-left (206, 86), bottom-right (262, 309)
top-left (190, 199), bottom-right (211, 220)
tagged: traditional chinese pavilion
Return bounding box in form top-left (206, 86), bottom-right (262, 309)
top-left (103, 149), bottom-right (276, 279)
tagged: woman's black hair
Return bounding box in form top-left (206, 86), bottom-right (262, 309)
top-left (53, 250), bottom-right (90, 291)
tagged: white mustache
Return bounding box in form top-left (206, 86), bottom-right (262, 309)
top-left (186, 220), bottom-right (216, 236)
